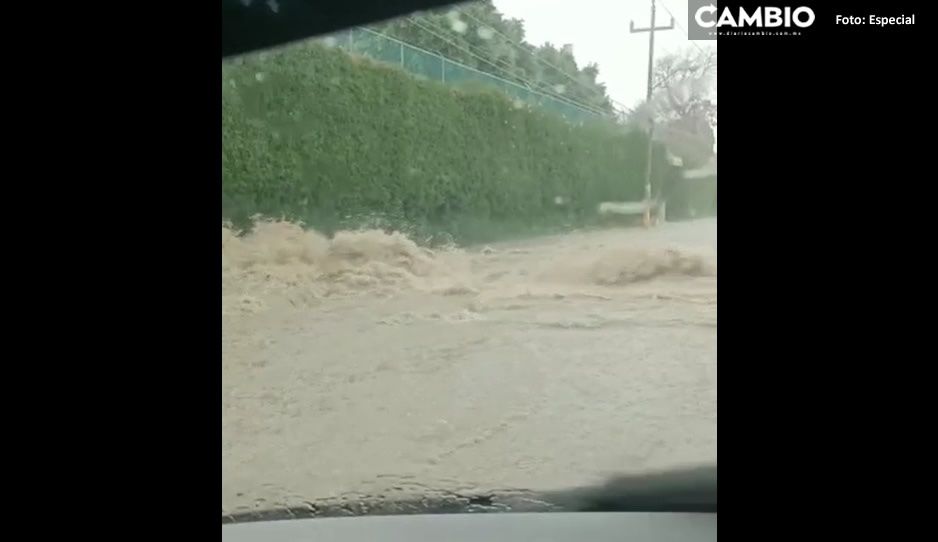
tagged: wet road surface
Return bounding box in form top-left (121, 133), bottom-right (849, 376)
top-left (222, 218), bottom-right (716, 515)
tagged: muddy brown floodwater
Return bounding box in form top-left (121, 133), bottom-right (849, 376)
top-left (222, 218), bottom-right (716, 515)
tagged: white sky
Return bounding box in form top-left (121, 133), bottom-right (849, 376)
top-left (491, 0), bottom-right (715, 111)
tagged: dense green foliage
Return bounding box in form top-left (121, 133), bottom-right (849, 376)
top-left (222, 40), bottom-right (679, 244)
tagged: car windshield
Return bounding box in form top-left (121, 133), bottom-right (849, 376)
top-left (222, 0), bottom-right (716, 521)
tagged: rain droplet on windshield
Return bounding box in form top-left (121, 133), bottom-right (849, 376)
top-left (446, 10), bottom-right (468, 34)
top-left (255, 72), bottom-right (266, 82)
top-left (553, 84), bottom-right (566, 94)
top-left (477, 26), bottom-right (495, 40)
top-left (266, 0), bottom-right (279, 13)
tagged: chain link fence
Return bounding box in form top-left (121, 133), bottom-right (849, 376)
top-left (324, 26), bottom-right (607, 124)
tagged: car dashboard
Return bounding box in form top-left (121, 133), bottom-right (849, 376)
top-left (222, 511), bottom-right (716, 542)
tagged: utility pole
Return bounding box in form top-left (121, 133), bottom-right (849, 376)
top-left (630, 0), bottom-right (674, 227)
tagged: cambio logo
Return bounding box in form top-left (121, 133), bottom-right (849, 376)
top-left (688, 2), bottom-right (815, 39)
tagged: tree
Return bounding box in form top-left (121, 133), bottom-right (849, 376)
top-left (652, 48), bottom-right (716, 124)
top-left (644, 47), bottom-right (717, 169)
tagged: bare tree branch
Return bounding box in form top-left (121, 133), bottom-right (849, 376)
top-left (644, 47), bottom-right (717, 169)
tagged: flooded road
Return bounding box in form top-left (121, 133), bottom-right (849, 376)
top-left (222, 219), bottom-right (716, 515)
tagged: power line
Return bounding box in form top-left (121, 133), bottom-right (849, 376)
top-left (411, 17), bottom-right (715, 151)
top-left (349, 21), bottom-right (710, 142)
top-left (357, 22), bottom-right (609, 121)
top-left (402, 17), bottom-right (545, 92)
top-left (458, 6), bottom-right (631, 113)
top-left (401, 17), bottom-right (611, 117)
top-left (454, 7), bottom-right (627, 113)
top-left (406, 18), bottom-right (534, 86)
top-left (640, 3), bottom-right (715, 123)
top-left (657, 1), bottom-right (706, 53)
top-left (404, 17), bottom-right (607, 116)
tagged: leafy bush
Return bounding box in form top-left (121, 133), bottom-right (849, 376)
top-left (222, 41), bottom-right (677, 244)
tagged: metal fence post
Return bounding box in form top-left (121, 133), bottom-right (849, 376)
top-left (400, 42), bottom-right (404, 67)
top-left (440, 55), bottom-right (445, 83)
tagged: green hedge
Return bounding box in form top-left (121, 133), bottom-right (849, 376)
top-left (222, 41), bottom-right (678, 244)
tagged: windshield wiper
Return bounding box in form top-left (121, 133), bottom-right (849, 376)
top-left (543, 465), bottom-right (716, 513)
